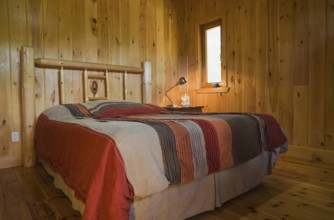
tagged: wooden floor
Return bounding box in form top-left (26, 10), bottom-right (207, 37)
top-left (0, 160), bottom-right (333, 220)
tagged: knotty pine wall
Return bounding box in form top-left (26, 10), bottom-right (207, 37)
top-left (0, 0), bottom-right (185, 168)
top-left (179, 0), bottom-right (334, 165)
top-left (0, 0), bottom-right (333, 169)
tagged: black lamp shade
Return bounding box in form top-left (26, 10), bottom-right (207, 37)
top-left (176, 77), bottom-right (187, 86)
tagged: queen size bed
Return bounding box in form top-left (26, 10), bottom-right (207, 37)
top-left (35, 101), bottom-right (287, 220)
top-left (20, 47), bottom-right (288, 220)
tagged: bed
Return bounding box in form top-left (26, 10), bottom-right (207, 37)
top-left (34, 101), bottom-right (287, 219)
top-left (20, 47), bottom-right (288, 220)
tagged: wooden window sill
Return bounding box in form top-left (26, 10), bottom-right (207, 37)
top-left (195, 87), bottom-right (230, 94)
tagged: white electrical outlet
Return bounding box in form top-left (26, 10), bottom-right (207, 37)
top-left (12, 131), bottom-right (19, 142)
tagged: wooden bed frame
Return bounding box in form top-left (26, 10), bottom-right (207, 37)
top-left (20, 46), bottom-right (152, 167)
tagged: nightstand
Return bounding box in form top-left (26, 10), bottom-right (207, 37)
top-left (165, 106), bottom-right (204, 113)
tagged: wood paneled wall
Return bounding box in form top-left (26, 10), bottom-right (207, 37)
top-left (178, 0), bottom-right (334, 164)
top-left (0, 0), bottom-right (186, 168)
top-left (0, 0), bottom-right (333, 168)
top-left (0, 0), bottom-right (28, 168)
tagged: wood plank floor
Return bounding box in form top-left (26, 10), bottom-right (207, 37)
top-left (0, 160), bottom-right (333, 220)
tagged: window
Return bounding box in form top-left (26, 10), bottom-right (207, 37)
top-left (200, 19), bottom-right (222, 87)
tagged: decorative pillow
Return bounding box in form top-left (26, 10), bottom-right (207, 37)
top-left (87, 101), bottom-right (167, 118)
top-left (63, 103), bottom-right (92, 118)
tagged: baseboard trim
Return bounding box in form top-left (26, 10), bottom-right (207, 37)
top-left (280, 145), bottom-right (334, 169)
top-left (0, 155), bottom-right (22, 169)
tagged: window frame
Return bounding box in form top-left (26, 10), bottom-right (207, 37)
top-left (200, 19), bottom-right (223, 88)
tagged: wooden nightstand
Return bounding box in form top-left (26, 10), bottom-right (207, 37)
top-left (165, 106), bottom-right (204, 113)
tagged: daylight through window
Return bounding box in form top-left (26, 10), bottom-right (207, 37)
top-left (201, 19), bottom-right (222, 87)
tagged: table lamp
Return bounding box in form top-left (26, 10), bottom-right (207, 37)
top-left (165, 77), bottom-right (187, 107)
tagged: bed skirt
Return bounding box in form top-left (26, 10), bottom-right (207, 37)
top-left (42, 150), bottom-right (276, 219)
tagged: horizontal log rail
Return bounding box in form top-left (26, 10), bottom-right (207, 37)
top-left (35, 58), bottom-right (144, 73)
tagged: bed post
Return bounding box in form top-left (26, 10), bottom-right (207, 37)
top-left (20, 46), bottom-right (36, 167)
top-left (143, 61), bottom-right (152, 103)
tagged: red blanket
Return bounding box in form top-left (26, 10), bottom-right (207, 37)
top-left (35, 114), bottom-right (133, 219)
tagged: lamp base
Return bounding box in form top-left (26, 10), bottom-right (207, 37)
top-left (166, 103), bottom-right (178, 108)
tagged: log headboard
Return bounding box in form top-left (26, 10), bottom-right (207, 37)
top-left (20, 46), bottom-right (152, 167)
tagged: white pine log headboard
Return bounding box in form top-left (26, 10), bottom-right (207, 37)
top-left (20, 46), bottom-right (152, 167)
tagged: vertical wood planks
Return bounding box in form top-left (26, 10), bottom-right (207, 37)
top-left (267, 0), bottom-right (280, 88)
top-left (120, 0), bottom-right (131, 101)
top-left (97, 0), bottom-right (112, 101)
top-left (278, 0), bottom-right (294, 87)
top-left (8, 0), bottom-right (28, 157)
top-left (127, 0), bottom-right (142, 102)
top-left (28, 0), bottom-right (45, 117)
top-left (308, 0), bottom-right (326, 148)
top-left (325, 0), bottom-right (334, 150)
top-left (109, 0), bottom-right (123, 100)
top-left (243, 0), bottom-right (256, 112)
top-left (0, 0), bottom-right (11, 158)
top-left (267, 0), bottom-right (280, 119)
top-left (110, 0), bottom-right (121, 65)
top-left (168, 0), bottom-right (179, 106)
top-left (175, 0), bottom-right (187, 106)
top-left (85, 0), bottom-right (97, 63)
top-left (139, 0), bottom-right (147, 61)
top-left (278, 0), bottom-right (294, 143)
top-left (183, 0), bottom-right (333, 153)
top-left (294, 0), bottom-right (309, 85)
top-left (155, 0), bottom-right (166, 105)
top-left (129, 0), bottom-right (140, 67)
top-left (234, 0), bottom-right (245, 112)
top-left (255, 0), bottom-right (268, 113)
top-left (146, 0), bottom-right (158, 103)
top-left (43, 0), bottom-right (59, 107)
top-left (225, 2), bottom-right (236, 112)
top-left (292, 0), bottom-right (309, 149)
top-left (163, 0), bottom-right (173, 105)
top-left (97, 0), bottom-right (110, 65)
top-left (58, 0), bottom-right (73, 104)
top-left (293, 86), bottom-right (308, 147)
top-left (72, 0), bottom-right (85, 102)
top-left (219, 4), bottom-right (228, 112)
top-left (120, 0), bottom-right (130, 67)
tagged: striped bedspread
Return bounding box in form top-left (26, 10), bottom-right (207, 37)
top-left (63, 101), bottom-right (287, 185)
top-left (35, 101), bottom-right (288, 220)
